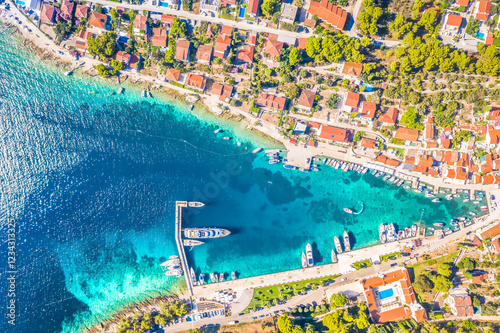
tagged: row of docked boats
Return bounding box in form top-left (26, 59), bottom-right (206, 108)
top-left (325, 159), bottom-right (369, 174)
top-left (161, 256), bottom-right (183, 277)
top-left (190, 268), bottom-right (237, 285)
top-left (379, 224), bottom-right (417, 243)
top-left (376, 171), bottom-right (405, 186)
top-left (267, 151), bottom-right (282, 165)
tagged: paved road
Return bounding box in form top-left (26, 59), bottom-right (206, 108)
top-left (91, 0), bottom-right (314, 39)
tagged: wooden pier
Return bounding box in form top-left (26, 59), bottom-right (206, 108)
top-left (175, 201), bottom-right (194, 296)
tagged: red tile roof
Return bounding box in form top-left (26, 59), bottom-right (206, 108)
top-left (221, 25), bottom-right (233, 35)
top-left (297, 90), bottom-right (316, 109)
top-left (491, 238), bottom-right (500, 254)
top-left (379, 107), bottom-right (398, 124)
top-left (446, 14), bottom-right (463, 27)
top-left (151, 28), bottom-right (168, 47)
top-left (342, 62), bottom-right (363, 77)
top-left (453, 295), bottom-right (474, 317)
top-left (263, 39), bottom-right (283, 57)
top-left (480, 223), bottom-right (500, 240)
top-left (476, 12), bottom-right (489, 20)
top-left (441, 138), bottom-right (451, 148)
top-left (185, 74), bottom-right (207, 91)
top-left (74, 40), bottom-right (87, 50)
top-left (237, 45), bottom-right (254, 63)
top-left (116, 51), bottom-right (131, 64)
top-left (344, 92), bottom-right (360, 108)
top-left (175, 39), bottom-right (190, 61)
top-left (195, 44), bottom-right (213, 62)
top-left (61, 1), bottom-right (74, 17)
top-left (128, 54), bottom-right (139, 69)
top-left (485, 33), bottom-right (494, 45)
top-left (425, 124), bottom-right (434, 140)
top-left (456, 0), bottom-right (469, 6)
top-left (89, 11), bottom-right (107, 29)
top-left (165, 68), bottom-right (180, 81)
top-left (40, 5), bottom-right (55, 23)
top-left (134, 15), bottom-right (147, 31)
top-left (361, 138), bottom-right (377, 149)
top-left (75, 5), bottom-right (88, 19)
top-left (318, 125), bottom-right (349, 142)
top-left (256, 93), bottom-right (287, 110)
top-left (78, 30), bottom-right (92, 41)
top-left (248, 0), bottom-right (260, 15)
top-left (248, 35), bottom-right (257, 45)
top-left (308, 0), bottom-right (348, 30)
top-left (360, 101), bottom-right (377, 119)
top-left (478, 1), bottom-right (492, 14)
top-left (211, 83), bottom-right (233, 101)
top-left (161, 15), bottom-right (174, 25)
top-left (298, 38), bottom-right (307, 50)
top-left (394, 127), bottom-right (419, 142)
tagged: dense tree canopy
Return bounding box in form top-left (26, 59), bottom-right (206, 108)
top-left (357, 0), bottom-right (383, 36)
top-left (261, 0), bottom-right (281, 17)
top-left (88, 32), bottom-right (118, 60)
top-left (306, 32), bottom-right (364, 63)
top-left (170, 18), bottom-right (186, 38)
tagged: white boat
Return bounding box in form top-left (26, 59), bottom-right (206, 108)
top-left (445, 194), bottom-right (453, 200)
top-left (165, 270), bottom-right (183, 277)
top-left (210, 273), bottom-right (215, 283)
top-left (214, 129), bottom-right (223, 133)
top-left (223, 136), bottom-right (231, 140)
top-left (403, 185), bottom-right (410, 189)
top-left (463, 199), bottom-right (469, 203)
top-left (169, 255), bottom-right (179, 259)
top-left (64, 71), bottom-right (72, 76)
top-left (473, 201), bottom-right (480, 204)
top-left (453, 194), bottom-right (460, 198)
top-left (334, 236), bottom-right (342, 253)
top-left (469, 212), bottom-right (477, 216)
top-left (411, 224), bottom-right (417, 237)
top-left (183, 228), bottom-right (230, 239)
top-left (214, 274), bottom-right (219, 283)
top-left (190, 268), bottom-right (197, 285)
top-left (188, 201), bottom-right (205, 207)
top-left (306, 243), bottom-right (314, 267)
top-left (252, 148), bottom-right (262, 153)
top-left (301, 252), bottom-right (307, 268)
top-left (379, 224), bottom-right (386, 243)
top-left (343, 231), bottom-right (350, 251)
top-left (219, 273), bottom-right (224, 282)
top-left (118, 87), bottom-right (124, 94)
top-left (331, 249), bottom-right (338, 263)
top-left (432, 198), bottom-right (441, 202)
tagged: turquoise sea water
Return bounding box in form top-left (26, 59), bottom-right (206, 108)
top-left (0, 30), bottom-right (486, 332)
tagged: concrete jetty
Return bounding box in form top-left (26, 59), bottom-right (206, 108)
top-left (175, 201), bottom-right (194, 296)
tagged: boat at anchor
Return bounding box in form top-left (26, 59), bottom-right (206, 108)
top-left (183, 228), bottom-right (231, 239)
top-left (334, 236), bottom-right (342, 254)
top-left (301, 252), bottom-right (307, 268)
top-left (343, 231), bottom-right (350, 251)
top-left (331, 249), bottom-right (338, 263)
top-left (306, 243), bottom-right (314, 267)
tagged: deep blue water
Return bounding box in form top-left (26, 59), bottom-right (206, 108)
top-left (0, 29), bottom-right (486, 332)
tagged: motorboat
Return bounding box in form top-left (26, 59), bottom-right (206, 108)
top-left (219, 273), bottom-right (224, 282)
top-left (252, 148), bottom-right (262, 153)
top-left (379, 224), bottom-right (387, 243)
top-left (214, 129), bottom-right (223, 133)
top-left (283, 165), bottom-right (296, 170)
top-left (343, 208), bottom-right (353, 214)
top-left (469, 212), bottom-right (477, 216)
top-left (334, 236), bottom-right (342, 254)
top-left (411, 224), bottom-right (417, 237)
top-left (306, 243), bottom-right (314, 267)
top-left (223, 136), bottom-right (231, 140)
top-left (269, 159), bottom-right (280, 164)
top-left (343, 231), bottom-right (350, 251)
top-left (432, 198), bottom-right (441, 203)
top-left (433, 223), bottom-right (444, 227)
top-left (232, 272), bottom-right (236, 280)
top-left (184, 228), bottom-right (230, 239)
top-left (190, 268), bottom-right (197, 286)
top-left (331, 249), bottom-right (338, 263)
top-left (210, 273), bottom-right (215, 283)
top-left (301, 252), bottom-right (307, 268)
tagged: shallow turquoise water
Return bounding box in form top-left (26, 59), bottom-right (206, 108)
top-left (0, 30), bottom-right (485, 332)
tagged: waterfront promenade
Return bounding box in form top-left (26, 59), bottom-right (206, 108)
top-left (174, 201), bottom-right (194, 296)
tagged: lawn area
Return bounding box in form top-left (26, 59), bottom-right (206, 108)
top-left (410, 251), bottom-right (459, 278)
top-left (244, 275), bottom-right (340, 312)
top-left (352, 259), bottom-right (372, 270)
top-left (380, 251), bottom-right (402, 262)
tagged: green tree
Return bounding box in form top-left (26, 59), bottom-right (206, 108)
top-left (286, 85), bottom-right (300, 99)
top-left (277, 315), bottom-right (292, 333)
top-left (330, 292), bottom-right (348, 307)
top-left (434, 275), bottom-right (452, 293)
top-left (353, 131), bottom-right (364, 143)
top-left (288, 47), bottom-right (302, 66)
top-left (357, 0), bottom-right (383, 36)
top-left (261, 0), bottom-right (280, 17)
top-left (87, 32), bottom-right (118, 60)
top-left (413, 274), bottom-right (433, 294)
top-left (400, 108), bottom-right (423, 130)
top-left (458, 258), bottom-right (476, 271)
top-left (438, 263), bottom-right (452, 278)
top-left (110, 8), bottom-right (119, 20)
top-left (326, 94), bottom-right (340, 109)
top-left (170, 18), bottom-right (186, 38)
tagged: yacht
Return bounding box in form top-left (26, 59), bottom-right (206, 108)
top-left (343, 231), bottom-right (350, 251)
top-left (210, 273), bottom-right (215, 283)
top-left (190, 268), bottom-right (197, 286)
top-left (379, 224), bottom-right (387, 243)
top-left (334, 236), bottom-right (343, 254)
top-left (219, 273), bottom-right (224, 282)
top-left (183, 228), bottom-right (230, 239)
top-left (165, 270), bottom-right (183, 277)
top-left (306, 243), bottom-right (314, 267)
top-left (331, 249), bottom-right (338, 263)
top-left (214, 129), bottom-right (223, 133)
top-left (188, 201), bottom-right (205, 207)
top-left (432, 198), bottom-right (441, 203)
top-left (183, 239), bottom-right (205, 247)
top-left (232, 271), bottom-right (236, 280)
top-left (411, 224), bottom-right (417, 237)
top-left (301, 252), bottom-right (307, 268)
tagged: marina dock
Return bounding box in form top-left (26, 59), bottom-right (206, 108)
top-left (175, 201), bottom-right (194, 296)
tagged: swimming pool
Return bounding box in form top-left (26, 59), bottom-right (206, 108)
top-left (362, 84), bottom-right (373, 92)
top-left (477, 32), bottom-right (485, 39)
top-left (16, 0), bottom-right (25, 5)
top-left (159, 1), bottom-right (169, 7)
top-left (379, 288), bottom-right (394, 299)
top-left (239, 7), bottom-right (246, 18)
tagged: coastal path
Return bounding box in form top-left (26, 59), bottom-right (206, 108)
top-left (90, 0), bottom-right (315, 40)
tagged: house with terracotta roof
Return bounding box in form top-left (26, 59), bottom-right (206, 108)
top-left (443, 13), bottom-right (463, 32)
top-left (262, 39), bottom-right (283, 59)
top-left (486, 125), bottom-right (500, 147)
top-left (379, 107), bottom-right (398, 125)
top-left (133, 15), bottom-right (148, 36)
top-left (296, 90), bottom-right (316, 111)
top-left (491, 238), bottom-right (500, 254)
top-left (360, 138), bottom-right (378, 149)
top-left (394, 127), bottom-right (419, 142)
top-left (318, 125), bottom-right (350, 143)
top-left (195, 45), bottom-right (213, 64)
top-left (247, 0), bottom-right (260, 16)
top-left (74, 40), bottom-right (88, 52)
top-left (116, 51), bottom-right (131, 67)
top-left (40, 4), bottom-right (56, 24)
top-left (77, 29), bottom-right (92, 41)
top-left (360, 268), bottom-right (427, 324)
top-left (343, 92), bottom-right (360, 112)
top-left (161, 15), bottom-right (175, 27)
top-left (128, 54), bottom-right (140, 70)
top-left (75, 5), bottom-right (88, 19)
top-left (485, 33), bottom-right (495, 45)
top-left (165, 67), bottom-right (181, 82)
top-left (256, 93), bottom-right (287, 110)
top-left (237, 45), bottom-right (254, 63)
top-left (211, 83), bottom-right (233, 102)
top-left (474, 1), bottom-right (491, 21)
top-left (452, 0), bottom-right (469, 8)
top-left (359, 101), bottom-right (377, 122)
top-left (88, 11), bottom-right (108, 31)
top-left (480, 222), bottom-right (500, 240)
top-left (175, 39), bottom-right (191, 62)
top-left (446, 290), bottom-right (474, 317)
top-left (60, 1), bottom-right (74, 18)
top-left (151, 28), bottom-right (168, 48)
top-left (185, 74), bottom-right (207, 91)
top-left (341, 62), bottom-right (363, 77)
top-left (214, 34), bottom-right (232, 59)
top-left (424, 124), bottom-right (434, 140)
top-left (308, 0), bottom-right (349, 30)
